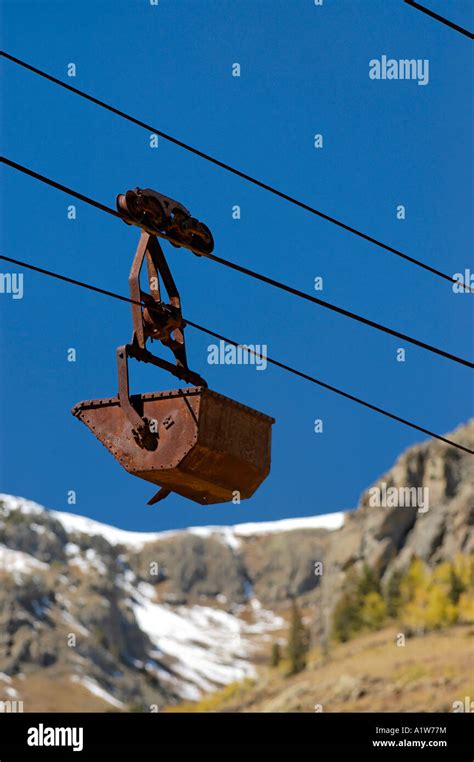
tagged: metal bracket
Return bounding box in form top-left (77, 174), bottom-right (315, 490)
top-left (147, 487), bottom-right (172, 506)
top-left (116, 346), bottom-right (158, 451)
top-left (115, 230), bottom-right (207, 501)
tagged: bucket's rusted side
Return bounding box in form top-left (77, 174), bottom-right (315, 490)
top-left (72, 388), bottom-right (200, 474)
top-left (72, 387), bottom-right (274, 505)
top-left (176, 389), bottom-right (274, 501)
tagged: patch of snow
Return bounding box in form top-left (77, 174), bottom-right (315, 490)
top-left (51, 509), bottom-right (345, 550)
top-left (0, 545), bottom-right (48, 576)
top-left (185, 514), bottom-right (345, 548)
top-left (123, 569), bottom-right (136, 584)
top-left (0, 673), bottom-right (12, 684)
top-left (131, 586), bottom-right (283, 700)
top-left (4, 686), bottom-right (19, 698)
top-left (67, 546), bottom-right (107, 576)
top-left (84, 548), bottom-right (107, 575)
top-left (61, 610), bottom-right (90, 638)
top-left (0, 493), bottom-right (345, 552)
top-left (56, 593), bottom-right (71, 609)
top-left (0, 494), bottom-right (164, 548)
top-left (246, 601), bottom-right (284, 634)
top-left (132, 593), bottom-right (255, 699)
top-left (70, 675), bottom-right (125, 709)
top-left (65, 543), bottom-right (81, 556)
top-left (50, 510), bottom-right (165, 548)
top-left (187, 525), bottom-right (242, 551)
top-left (30, 523), bottom-right (46, 535)
top-left (136, 581), bottom-right (156, 599)
top-left (233, 513), bottom-right (345, 535)
top-left (0, 494), bottom-right (44, 516)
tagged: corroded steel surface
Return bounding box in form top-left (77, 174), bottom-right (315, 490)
top-left (72, 387), bottom-right (274, 505)
top-left (117, 188), bottom-right (214, 255)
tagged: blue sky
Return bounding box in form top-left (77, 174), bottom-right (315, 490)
top-left (1, 0), bottom-right (473, 531)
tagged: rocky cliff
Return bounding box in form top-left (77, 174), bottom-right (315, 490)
top-left (319, 419), bottom-right (474, 634)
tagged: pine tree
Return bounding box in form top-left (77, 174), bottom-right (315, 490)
top-left (448, 566), bottom-right (465, 605)
top-left (270, 642), bottom-right (281, 668)
top-left (332, 568), bottom-right (362, 642)
top-left (287, 599), bottom-right (308, 675)
top-left (385, 570), bottom-right (403, 618)
top-left (332, 589), bottom-right (362, 642)
top-left (358, 564), bottom-right (381, 596)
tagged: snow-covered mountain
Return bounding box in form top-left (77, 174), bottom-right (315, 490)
top-left (0, 494), bottom-right (343, 710)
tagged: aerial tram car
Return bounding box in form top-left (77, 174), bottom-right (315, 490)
top-left (72, 188), bottom-right (274, 506)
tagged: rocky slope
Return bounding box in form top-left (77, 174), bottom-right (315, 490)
top-left (0, 419), bottom-right (472, 711)
top-left (0, 499), bottom-right (340, 709)
top-left (319, 419), bottom-right (474, 635)
top-left (176, 624), bottom-right (473, 713)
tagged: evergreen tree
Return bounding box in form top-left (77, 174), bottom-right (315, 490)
top-left (332, 589), bottom-right (363, 642)
top-left (448, 566), bottom-right (465, 605)
top-left (385, 570), bottom-right (403, 618)
top-left (287, 599), bottom-right (308, 675)
top-left (358, 564), bottom-right (381, 596)
top-left (270, 642), bottom-right (281, 668)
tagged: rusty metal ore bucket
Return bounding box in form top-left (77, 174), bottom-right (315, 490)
top-left (72, 387), bottom-right (275, 506)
